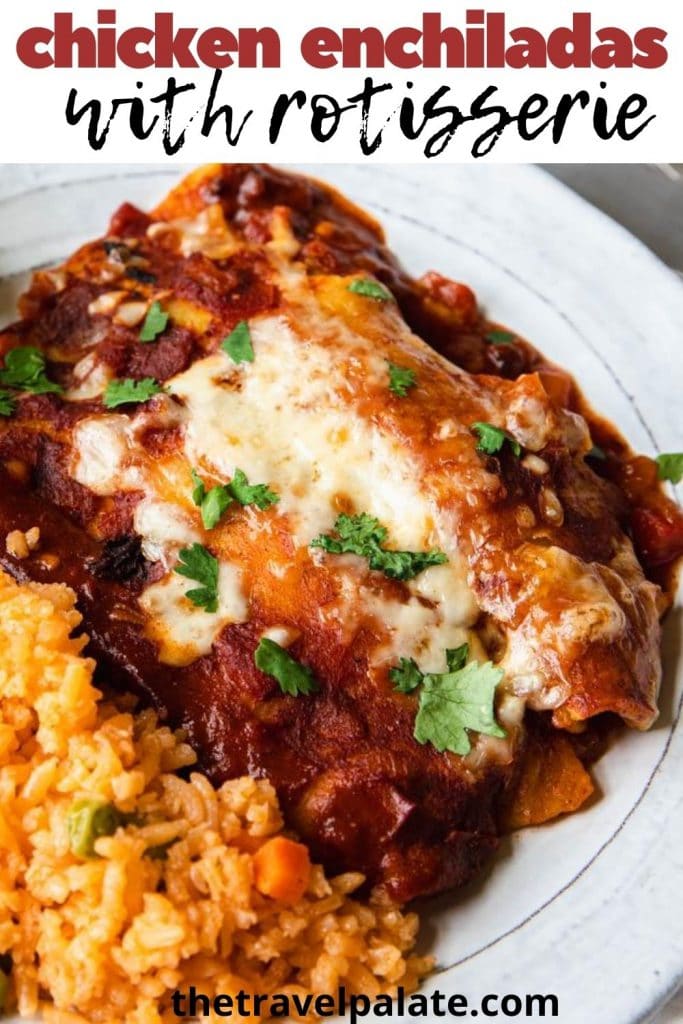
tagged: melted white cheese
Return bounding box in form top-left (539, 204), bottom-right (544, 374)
top-left (168, 316), bottom-right (433, 550)
top-left (165, 308), bottom-right (483, 668)
top-left (71, 282), bottom-right (482, 676)
top-left (72, 415), bottom-right (134, 493)
top-left (412, 563), bottom-right (478, 618)
top-left (139, 564), bottom-right (247, 667)
top-left (66, 352), bottom-right (113, 401)
top-left (498, 545), bottom-right (631, 710)
top-left (71, 409), bottom-right (249, 661)
top-left (147, 204), bottom-right (239, 260)
top-left (133, 499), bottom-right (199, 566)
top-left (363, 588), bottom-right (472, 670)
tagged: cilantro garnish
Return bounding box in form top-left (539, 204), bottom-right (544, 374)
top-left (389, 658), bottom-right (424, 694)
top-left (587, 445), bottom-right (607, 462)
top-left (311, 513), bottom-right (447, 581)
top-left (103, 378), bottom-right (163, 409)
top-left (174, 544), bottom-right (219, 612)
top-left (0, 390), bottom-right (16, 417)
top-left (228, 468), bottom-right (279, 510)
top-left (221, 321), bottom-right (254, 364)
top-left (656, 452), bottom-right (683, 485)
top-left (471, 422), bottom-right (522, 457)
top-left (254, 638), bottom-right (319, 696)
top-left (191, 468), bottom-right (207, 506)
top-left (390, 645), bottom-right (506, 756)
top-left (414, 662), bottom-right (506, 755)
top-left (485, 330), bottom-right (515, 345)
top-left (390, 644), bottom-right (469, 694)
top-left (191, 469), bottom-right (234, 529)
top-left (139, 301), bottom-right (169, 343)
top-left (190, 468), bottom-right (278, 529)
top-left (388, 362), bottom-right (417, 398)
top-left (371, 547), bottom-right (447, 580)
top-left (0, 346), bottom-right (63, 395)
top-left (348, 278), bottom-right (393, 302)
top-left (198, 485), bottom-right (233, 530)
top-left (445, 644), bottom-right (469, 672)
top-left (318, 512), bottom-right (382, 550)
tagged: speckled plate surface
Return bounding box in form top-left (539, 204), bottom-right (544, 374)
top-left (0, 164), bottom-right (681, 1024)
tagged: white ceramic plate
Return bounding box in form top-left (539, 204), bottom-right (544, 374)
top-left (0, 165), bottom-right (681, 1024)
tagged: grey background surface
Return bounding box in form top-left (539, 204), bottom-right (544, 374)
top-left (545, 165), bottom-right (683, 280)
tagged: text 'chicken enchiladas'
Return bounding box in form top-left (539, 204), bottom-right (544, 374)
top-left (0, 165), bottom-right (681, 943)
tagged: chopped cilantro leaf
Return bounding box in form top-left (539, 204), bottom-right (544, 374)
top-left (414, 661), bottom-right (506, 756)
top-left (348, 278), bottom-right (393, 302)
top-left (445, 644), bottom-right (469, 672)
top-left (0, 390), bottom-right (16, 417)
top-left (191, 469), bottom-right (207, 506)
top-left (0, 346), bottom-right (63, 395)
top-left (587, 445), bottom-right (607, 462)
top-left (486, 330), bottom-right (515, 345)
top-left (391, 646), bottom-right (469, 694)
top-left (390, 648), bottom-right (505, 757)
top-left (191, 471), bottom-right (230, 528)
top-left (370, 547), bottom-right (447, 579)
top-left (199, 485), bottom-right (233, 530)
top-left (229, 468), bottom-right (279, 509)
top-left (103, 378), bottom-right (163, 409)
top-left (656, 453), bottom-right (683, 485)
top-left (311, 513), bottom-right (447, 581)
top-left (190, 468), bottom-right (278, 529)
top-left (329, 512), bottom-right (388, 549)
top-left (388, 362), bottom-right (417, 397)
top-left (254, 638), bottom-right (319, 696)
top-left (174, 543), bottom-right (219, 613)
top-left (389, 658), bottom-right (424, 694)
top-left (139, 301), bottom-right (169, 342)
top-left (471, 421), bottom-right (522, 457)
top-left (221, 321), bottom-right (254, 364)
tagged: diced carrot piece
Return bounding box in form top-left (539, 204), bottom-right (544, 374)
top-left (503, 730), bottom-right (594, 831)
top-left (253, 836), bottom-right (311, 904)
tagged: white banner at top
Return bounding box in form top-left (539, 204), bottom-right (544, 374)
top-left (0, 0), bottom-right (681, 163)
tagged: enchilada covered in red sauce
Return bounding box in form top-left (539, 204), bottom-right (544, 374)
top-left (0, 164), bottom-right (680, 902)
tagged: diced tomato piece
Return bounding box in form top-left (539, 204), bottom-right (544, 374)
top-left (631, 506), bottom-right (683, 568)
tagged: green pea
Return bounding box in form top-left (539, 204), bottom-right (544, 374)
top-left (144, 839), bottom-right (178, 861)
top-left (67, 799), bottom-right (124, 858)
